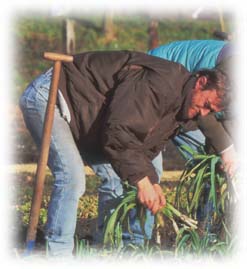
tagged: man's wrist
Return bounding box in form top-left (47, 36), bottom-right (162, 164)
top-left (220, 144), bottom-right (234, 155)
top-left (136, 176), bottom-right (151, 189)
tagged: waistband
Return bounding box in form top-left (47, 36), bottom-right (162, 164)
top-left (44, 67), bottom-right (53, 76)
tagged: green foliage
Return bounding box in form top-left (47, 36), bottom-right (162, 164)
top-left (173, 144), bottom-right (237, 256)
top-left (102, 183), bottom-right (197, 248)
top-left (13, 172), bottom-right (100, 229)
top-left (74, 237), bottom-right (101, 259)
top-left (175, 227), bottom-right (235, 257)
top-left (175, 145), bottom-right (235, 220)
top-left (73, 237), bottom-right (173, 260)
top-left (77, 195), bottom-right (98, 219)
top-left (158, 19), bottom-right (219, 42)
top-left (16, 194), bottom-right (49, 226)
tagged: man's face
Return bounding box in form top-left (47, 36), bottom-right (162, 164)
top-left (187, 77), bottom-right (223, 119)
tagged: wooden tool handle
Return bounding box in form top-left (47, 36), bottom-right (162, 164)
top-left (26, 52), bottom-right (73, 250)
top-left (43, 52), bottom-right (73, 62)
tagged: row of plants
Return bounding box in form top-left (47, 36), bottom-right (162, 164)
top-left (12, 138), bottom-right (237, 259)
top-left (95, 143), bottom-right (238, 259)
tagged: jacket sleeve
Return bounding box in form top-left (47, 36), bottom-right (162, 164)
top-left (102, 71), bottom-right (163, 186)
top-left (102, 124), bottom-right (159, 185)
top-left (197, 113), bottom-right (233, 154)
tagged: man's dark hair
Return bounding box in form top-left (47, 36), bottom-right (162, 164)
top-left (195, 68), bottom-right (227, 91)
top-left (195, 68), bottom-right (231, 109)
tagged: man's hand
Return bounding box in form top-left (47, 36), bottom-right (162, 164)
top-left (153, 183), bottom-right (166, 208)
top-left (136, 176), bottom-right (166, 214)
top-left (220, 145), bottom-right (237, 177)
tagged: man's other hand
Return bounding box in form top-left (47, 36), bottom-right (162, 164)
top-left (221, 145), bottom-right (237, 178)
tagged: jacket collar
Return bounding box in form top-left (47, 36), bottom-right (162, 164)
top-left (176, 75), bottom-right (197, 120)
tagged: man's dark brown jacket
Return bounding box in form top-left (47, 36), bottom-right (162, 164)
top-left (58, 50), bottom-right (196, 185)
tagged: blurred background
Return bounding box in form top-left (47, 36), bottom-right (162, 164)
top-left (10, 6), bottom-right (234, 170)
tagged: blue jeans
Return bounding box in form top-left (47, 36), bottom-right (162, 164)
top-left (20, 69), bottom-right (86, 256)
top-left (172, 130), bottom-right (206, 159)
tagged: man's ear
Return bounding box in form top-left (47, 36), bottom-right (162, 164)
top-left (195, 76), bottom-right (208, 91)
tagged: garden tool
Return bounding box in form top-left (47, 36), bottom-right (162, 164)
top-left (25, 52), bottom-right (73, 254)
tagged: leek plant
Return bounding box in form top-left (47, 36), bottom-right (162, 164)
top-left (175, 226), bottom-right (236, 257)
top-left (103, 184), bottom-right (197, 248)
top-left (175, 144), bottom-right (237, 231)
top-left (174, 139), bottom-right (238, 255)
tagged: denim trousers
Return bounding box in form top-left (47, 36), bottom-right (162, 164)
top-left (20, 70), bottom-right (86, 256)
top-left (19, 70), bottom-right (164, 256)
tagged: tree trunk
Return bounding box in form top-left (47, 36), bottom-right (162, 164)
top-left (148, 20), bottom-right (159, 50)
top-left (62, 18), bottom-right (76, 54)
top-left (103, 11), bottom-right (115, 43)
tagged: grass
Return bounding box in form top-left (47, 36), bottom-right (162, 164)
top-left (8, 163), bottom-right (93, 176)
top-left (7, 163), bottom-right (183, 178)
top-left (8, 163), bottom-right (183, 180)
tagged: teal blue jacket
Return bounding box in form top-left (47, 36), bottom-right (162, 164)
top-left (148, 40), bottom-right (227, 72)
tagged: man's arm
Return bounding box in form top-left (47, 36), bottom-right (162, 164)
top-left (197, 113), bottom-right (232, 153)
top-left (197, 113), bottom-right (237, 176)
top-left (103, 116), bottom-right (166, 214)
top-left (102, 73), bottom-right (166, 212)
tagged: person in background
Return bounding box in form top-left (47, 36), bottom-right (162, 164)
top-left (148, 39), bottom-right (236, 177)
